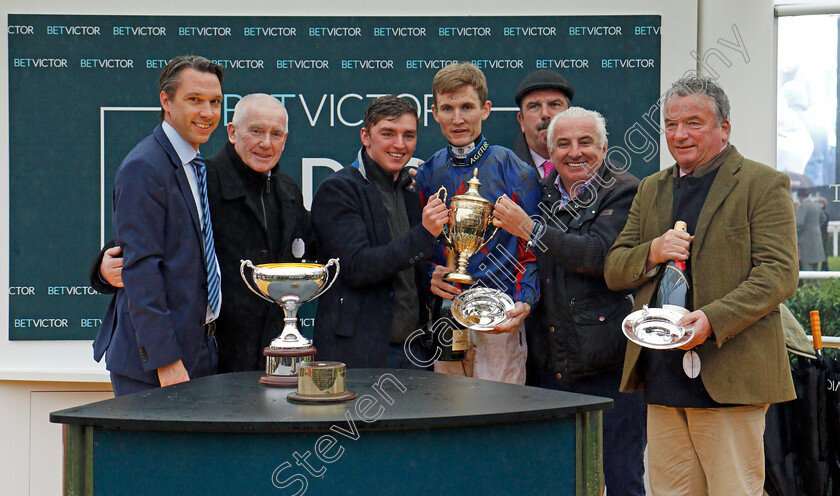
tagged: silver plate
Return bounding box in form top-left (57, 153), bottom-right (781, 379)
top-left (451, 287), bottom-right (515, 332)
top-left (622, 305), bottom-right (694, 349)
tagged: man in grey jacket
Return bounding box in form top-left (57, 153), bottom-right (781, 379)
top-left (796, 187), bottom-right (826, 270)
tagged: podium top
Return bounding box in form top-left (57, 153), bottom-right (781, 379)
top-left (50, 369), bottom-right (611, 432)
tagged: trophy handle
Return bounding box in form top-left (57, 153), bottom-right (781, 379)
top-left (310, 258), bottom-right (340, 301)
top-left (240, 259), bottom-right (275, 303)
top-left (478, 226), bottom-right (500, 251)
top-left (434, 185), bottom-right (447, 204)
top-left (477, 195), bottom-right (505, 251)
top-left (434, 186), bottom-right (453, 245)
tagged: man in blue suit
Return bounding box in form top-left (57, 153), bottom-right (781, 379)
top-left (93, 55), bottom-right (225, 396)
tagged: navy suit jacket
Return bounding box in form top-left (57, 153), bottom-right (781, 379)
top-left (93, 124), bottom-right (217, 385)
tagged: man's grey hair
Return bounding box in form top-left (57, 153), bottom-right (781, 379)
top-left (663, 75), bottom-right (730, 125)
top-left (231, 94), bottom-right (289, 134)
top-left (546, 107), bottom-right (608, 152)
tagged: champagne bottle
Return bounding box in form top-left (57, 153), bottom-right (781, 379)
top-left (431, 247), bottom-right (469, 361)
top-left (431, 297), bottom-right (469, 361)
top-left (653, 221), bottom-right (691, 312)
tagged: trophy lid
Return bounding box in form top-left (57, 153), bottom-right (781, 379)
top-left (452, 168), bottom-right (492, 205)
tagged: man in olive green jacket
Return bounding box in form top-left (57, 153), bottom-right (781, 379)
top-left (604, 75), bottom-right (797, 496)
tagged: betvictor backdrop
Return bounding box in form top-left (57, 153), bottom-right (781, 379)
top-left (8, 14), bottom-right (660, 339)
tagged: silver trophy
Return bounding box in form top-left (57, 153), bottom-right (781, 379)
top-left (240, 259), bottom-right (339, 387)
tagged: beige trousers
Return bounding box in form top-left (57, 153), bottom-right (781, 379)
top-left (433, 323), bottom-right (526, 385)
top-left (647, 404), bottom-right (769, 496)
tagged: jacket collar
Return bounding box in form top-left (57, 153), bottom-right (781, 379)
top-left (542, 160), bottom-right (612, 208)
top-left (160, 120), bottom-right (199, 165)
top-left (153, 123), bottom-right (186, 170)
top-left (692, 145), bottom-right (741, 254)
top-left (352, 147), bottom-right (412, 190)
top-left (653, 144), bottom-right (741, 252)
top-left (352, 147), bottom-right (369, 182)
top-left (214, 141), bottom-right (300, 248)
top-left (512, 132), bottom-right (537, 167)
top-left (216, 141), bottom-right (276, 202)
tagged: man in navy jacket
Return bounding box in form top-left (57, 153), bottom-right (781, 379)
top-left (93, 94), bottom-right (315, 374)
top-left (310, 96), bottom-right (448, 368)
top-left (93, 56), bottom-right (224, 396)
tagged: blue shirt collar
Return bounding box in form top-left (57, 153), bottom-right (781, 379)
top-left (553, 169), bottom-right (600, 208)
top-left (161, 121), bottom-right (199, 165)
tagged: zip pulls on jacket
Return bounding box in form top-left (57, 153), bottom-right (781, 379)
top-left (260, 170), bottom-right (272, 231)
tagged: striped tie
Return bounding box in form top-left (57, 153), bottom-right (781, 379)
top-left (191, 153), bottom-right (221, 319)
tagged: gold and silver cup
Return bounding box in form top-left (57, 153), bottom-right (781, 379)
top-left (437, 168), bottom-right (499, 285)
top-left (240, 259), bottom-right (339, 387)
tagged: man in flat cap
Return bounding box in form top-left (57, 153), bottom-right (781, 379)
top-left (512, 69), bottom-right (575, 179)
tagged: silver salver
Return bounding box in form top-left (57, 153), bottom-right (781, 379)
top-left (450, 287), bottom-right (515, 332)
top-left (622, 304), bottom-right (694, 349)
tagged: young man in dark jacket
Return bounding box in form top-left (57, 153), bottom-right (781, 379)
top-left (310, 96), bottom-right (448, 368)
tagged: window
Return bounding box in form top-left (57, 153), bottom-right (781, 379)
top-left (777, 6), bottom-right (839, 270)
top-left (777, 14), bottom-right (836, 187)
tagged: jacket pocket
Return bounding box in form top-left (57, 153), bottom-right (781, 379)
top-left (332, 294), bottom-right (360, 337)
top-left (318, 291), bottom-right (359, 338)
top-left (724, 223), bottom-right (750, 238)
top-left (563, 293), bottom-right (632, 377)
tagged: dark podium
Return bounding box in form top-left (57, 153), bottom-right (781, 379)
top-left (51, 369), bottom-right (611, 495)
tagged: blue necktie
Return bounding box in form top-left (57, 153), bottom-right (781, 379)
top-left (191, 153), bottom-right (221, 319)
